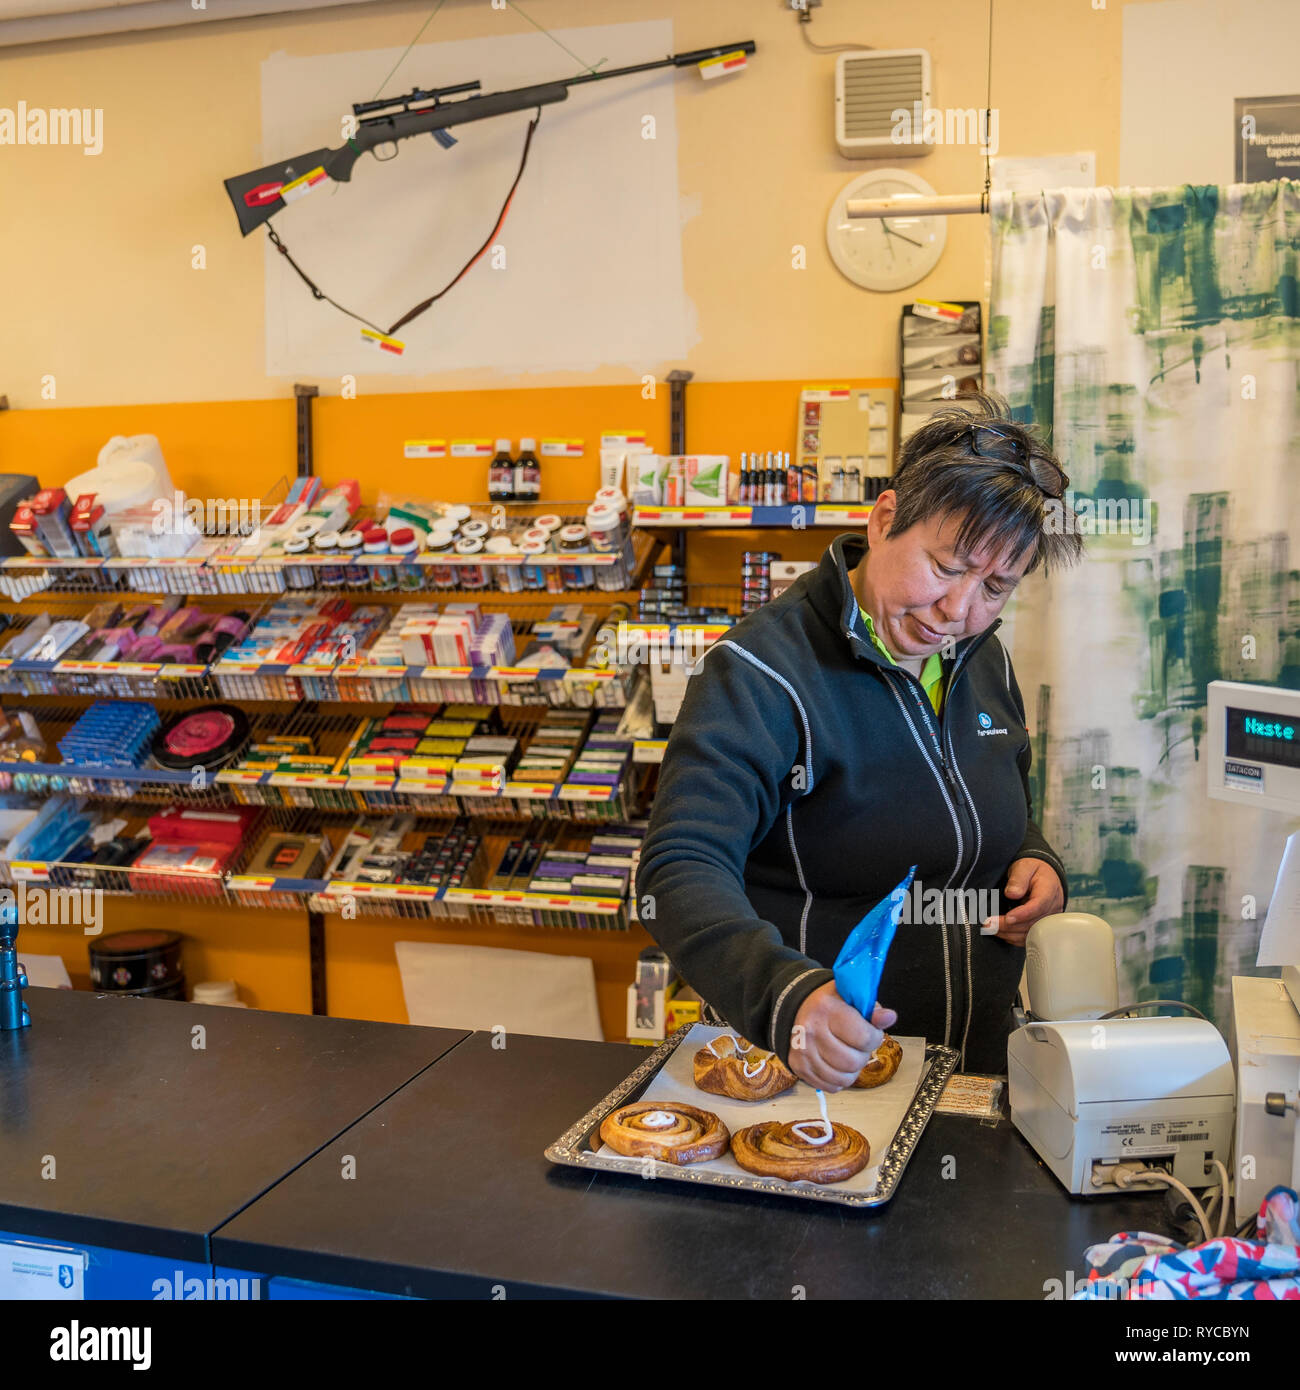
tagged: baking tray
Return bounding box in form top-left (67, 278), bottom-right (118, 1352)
top-left (545, 1025), bottom-right (959, 1208)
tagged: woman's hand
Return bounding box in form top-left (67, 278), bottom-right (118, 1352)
top-left (983, 858), bottom-right (1066, 946)
top-left (788, 982), bottom-right (898, 1091)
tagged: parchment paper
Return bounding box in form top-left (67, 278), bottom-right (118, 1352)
top-left (597, 1023), bottom-right (927, 1194)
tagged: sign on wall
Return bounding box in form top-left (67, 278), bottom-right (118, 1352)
top-left (1235, 94), bottom-right (1300, 182)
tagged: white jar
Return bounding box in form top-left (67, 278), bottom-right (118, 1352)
top-left (192, 980), bottom-right (247, 1007)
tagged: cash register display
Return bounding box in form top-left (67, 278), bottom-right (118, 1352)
top-left (1225, 705), bottom-right (1300, 770)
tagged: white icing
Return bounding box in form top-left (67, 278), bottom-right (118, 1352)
top-left (792, 1090), bottom-right (835, 1146)
top-left (705, 1036), bottom-right (728, 1058)
top-left (742, 1058), bottom-right (767, 1078)
top-left (734, 1038), bottom-right (754, 1053)
top-left (639, 1110), bottom-right (676, 1129)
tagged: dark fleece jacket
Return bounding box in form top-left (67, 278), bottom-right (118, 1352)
top-left (636, 533), bottom-right (1068, 1074)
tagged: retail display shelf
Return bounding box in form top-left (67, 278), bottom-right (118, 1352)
top-left (0, 643), bottom-right (636, 709)
top-left (0, 532), bottom-right (663, 601)
top-left (0, 702), bottom-right (645, 821)
top-left (2, 814), bottom-right (636, 929)
top-left (633, 504), bottom-right (874, 529)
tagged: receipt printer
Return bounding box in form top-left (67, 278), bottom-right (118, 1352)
top-left (1008, 1017), bottom-right (1235, 1195)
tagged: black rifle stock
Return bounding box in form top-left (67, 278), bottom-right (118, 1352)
top-left (223, 43), bottom-right (754, 237)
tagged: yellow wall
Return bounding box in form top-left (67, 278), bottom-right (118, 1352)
top-left (1, 0), bottom-right (1148, 408)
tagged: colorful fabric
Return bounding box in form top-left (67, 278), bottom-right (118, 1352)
top-left (1073, 1185), bottom-right (1300, 1300)
top-left (858, 608), bottom-right (944, 714)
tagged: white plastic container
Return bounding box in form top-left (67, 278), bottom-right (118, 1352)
top-left (191, 980), bottom-right (247, 1008)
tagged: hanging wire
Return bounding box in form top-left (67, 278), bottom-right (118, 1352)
top-left (507, 0), bottom-right (606, 74)
top-left (793, 0), bottom-right (874, 53)
top-left (981, 0), bottom-right (994, 214)
top-left (370, 0), bottom-right (450, 100)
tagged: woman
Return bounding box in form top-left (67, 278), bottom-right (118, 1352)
top-left (636, 393), bottom-right (1083, 1086)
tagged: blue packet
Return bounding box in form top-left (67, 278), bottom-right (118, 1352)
top-left (833, 866), bottom-right (915, 1017)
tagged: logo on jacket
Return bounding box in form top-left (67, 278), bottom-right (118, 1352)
top-left (977, 710), bottom-right (1008, 736)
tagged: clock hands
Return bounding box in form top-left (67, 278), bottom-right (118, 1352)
top-left (881, 218), bottom-right (924, 249)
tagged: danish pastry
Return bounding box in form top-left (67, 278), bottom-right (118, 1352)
top-left (853, 1033), bottom-right (902, 1088)
top-left (730, 1118), bottom-right (870, 1184)
top-left (598, 1101), bottom-right (730, 1165)
top-left (693, 1034), bottom-right (796, 1102)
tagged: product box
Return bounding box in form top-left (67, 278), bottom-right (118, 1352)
top-left (245, 832), bottom-right (327, 880)
top-left (626, 451), bottom-right (665, 506)
top-left (30, 488), bottom-right (78, 558)
top-left (69, 494), bottom-right (118, 558)
top-left (651, 456), bottom-right (731, 508)
top-left (626, 956), bottom-right (701, 1044)
top-left (769, 560), bottom-right (818, 601)
top-left (9, 503), bottom-right (49, 558)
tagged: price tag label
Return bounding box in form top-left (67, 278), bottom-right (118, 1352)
top-left (360, 327), bottom-right (405, 355)
top-left (801, 386), bottom-right (852, 401)
top-left (814, 507), bottom-right (874, 527)
top-left (450, 439), bottom-right (493, 457)
top-left (404, 440), bottom-right (447, 458)
top-left (540, 438), bottom-right (585, 457)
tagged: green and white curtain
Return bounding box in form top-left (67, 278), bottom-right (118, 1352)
top-left (987, 179), bottom-right (1300, 1025)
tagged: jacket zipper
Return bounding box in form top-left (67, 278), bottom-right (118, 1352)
top-left (937, 633), bottom-right (999, 1067)
top-left (838, 558), bottom-right (999, 1060)
top-left (892, 630), bottom-right (995, 1063)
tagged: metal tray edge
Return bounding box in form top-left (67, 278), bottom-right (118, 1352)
top-left (544, 1029), bottom-right (960, 1209)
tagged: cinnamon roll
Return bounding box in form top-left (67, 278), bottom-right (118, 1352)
top-left (853, 1034), bottom-right (902, 1088)
top-left (730, 1118), bottom-right (870, 1184)
top-left (693, 1034), bottom-right (796, 1102)
top-left (599, 1101), bottom-right (729, 1165)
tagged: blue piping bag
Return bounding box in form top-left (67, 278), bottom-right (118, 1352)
top-left (832, 866), bottom-right (915, 1018)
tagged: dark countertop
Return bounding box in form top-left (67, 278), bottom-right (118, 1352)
top-left (212, 1031), bottom-right (1170, 1299)
top-left (0, 988), bottom-right (466, 1262)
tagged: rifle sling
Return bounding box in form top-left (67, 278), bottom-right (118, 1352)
top-left (264, 108), bottom-right (543, 341)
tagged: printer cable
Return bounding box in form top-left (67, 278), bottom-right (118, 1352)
top-left (1205, 1156), bottom-right (1231, 1237)
top-left (1112, 1162), bottom-right (1213, 1243)
top-left (1096, 999), bottom-right (1209, 1022)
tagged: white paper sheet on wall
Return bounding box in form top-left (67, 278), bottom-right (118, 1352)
top-left (260, 20), bottom-right (691, 378)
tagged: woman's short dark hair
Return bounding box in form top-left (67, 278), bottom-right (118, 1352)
top-left (888, 390), bottom-right (1084, 574)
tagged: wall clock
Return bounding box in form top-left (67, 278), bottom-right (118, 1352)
top-left (826, 168), bottom-right (947, 292)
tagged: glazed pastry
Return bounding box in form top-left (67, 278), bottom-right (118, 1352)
top-left (694, 1033), bottom-right (796, 1102)
top-left (853, 1034), bottom-right (902, 1088)
top-left (731, 1118), bottom-right (870, 1185)
top-left (599, 1101), bottom-right (730, 1165)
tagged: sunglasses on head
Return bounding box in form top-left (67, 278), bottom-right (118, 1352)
top-left (958, 423), bottom-right (1068, 498)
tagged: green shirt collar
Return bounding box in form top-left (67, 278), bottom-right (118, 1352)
top-left (859, 607), bottom-right (945, 712)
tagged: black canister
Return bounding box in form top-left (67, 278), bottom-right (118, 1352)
top-left (89, 929), bottom-right (184, 992)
